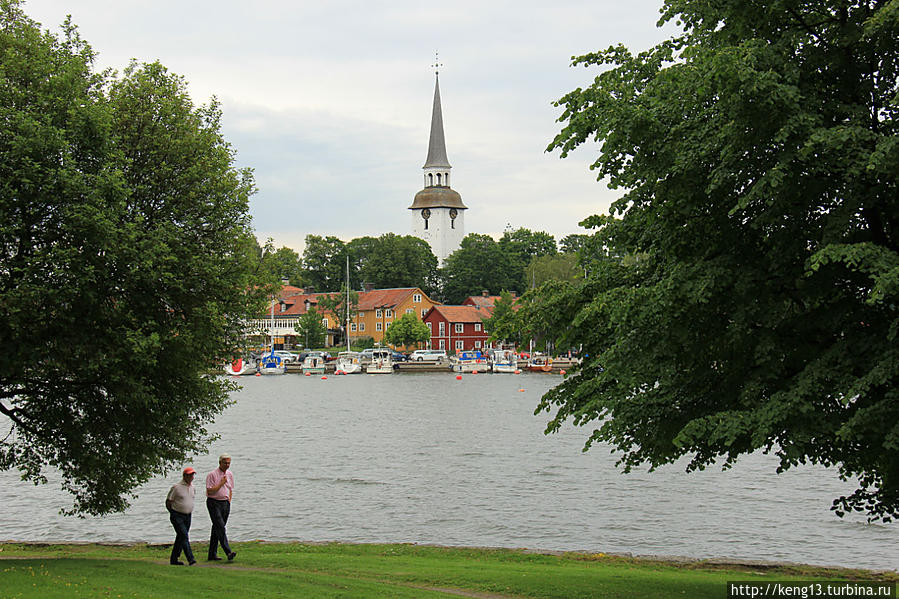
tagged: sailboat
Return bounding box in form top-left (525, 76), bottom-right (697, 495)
top-left (335, 256), bottom-right (363, 374)
top-left (258, 298), bottom-right (286, 375)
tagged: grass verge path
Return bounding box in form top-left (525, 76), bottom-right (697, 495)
top-left (0, 542), bottom-right (894, 598)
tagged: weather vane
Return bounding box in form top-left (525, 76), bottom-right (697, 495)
top-left (431, 51), bottom-right (443, 75)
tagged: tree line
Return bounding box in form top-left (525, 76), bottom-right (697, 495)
top-left (253, 229), bottom-right (590, 304)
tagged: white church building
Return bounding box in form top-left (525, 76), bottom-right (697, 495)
top-left (408, 73), bottom-right (467, 264)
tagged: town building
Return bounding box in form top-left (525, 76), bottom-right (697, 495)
top-left (248, 286), bottom-right (439, 349)
top-left (422, 304), bottom-right (494, 354)
top-left (409, 71), bottom-right (466, 265)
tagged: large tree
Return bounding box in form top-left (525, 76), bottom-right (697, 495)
top-left (499, 227), bottom-right (558, 289)
top-left (382, 311), bottom-right (431, 350)
top-left (0, 4), bottom-right (261, 515)
top-left (356, 233), bottom-right (438, 293)
top-left (440, 234), bottom-right (521, 303)
top-left (294, 307), bottom-right (327, 349)
top-left (256, 238), bottom-right (305, 287)
top-left (538, 0), bottom-right (899, 521)
top-left (301, 234), bottom-right (347, 291)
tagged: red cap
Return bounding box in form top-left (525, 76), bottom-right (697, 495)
top-left (182, 467), bottom-right (196, 475)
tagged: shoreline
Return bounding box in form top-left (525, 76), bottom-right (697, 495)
top-left (2, 540), bottom-right (896, 576)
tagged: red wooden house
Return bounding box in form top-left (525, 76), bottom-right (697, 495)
top-left (422, 304), bottom-right (494, 353)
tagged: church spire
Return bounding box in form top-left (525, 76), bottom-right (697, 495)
top-left (424, 74), bottom-right (451, 169)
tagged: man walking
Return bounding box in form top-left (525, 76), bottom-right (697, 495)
top-left (165, 467), bottom-right (197, 566)
top-left (205, 453), bottom-right (236, 561)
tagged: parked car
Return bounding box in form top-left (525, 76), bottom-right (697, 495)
top-left (273, 350), bottom-right (299, 363)
top-left (391, 350), bottom-right (409, 362)
top-left (410, 349), bottom-right (447, 362)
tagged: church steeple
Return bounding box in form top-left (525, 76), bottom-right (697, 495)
top-left (409, 63), bottom-right (466, 265)
top-left (424, 75), bottom-right (451, 171)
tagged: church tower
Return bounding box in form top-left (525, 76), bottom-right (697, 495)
top-left (409, 71), bottom-right (466, 264)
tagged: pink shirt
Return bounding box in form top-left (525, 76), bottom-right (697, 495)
top-left (205, 468), bottom-right (234, 501)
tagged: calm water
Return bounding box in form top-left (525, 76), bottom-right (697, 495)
top-left (2, 372), bottom-right (897, 570)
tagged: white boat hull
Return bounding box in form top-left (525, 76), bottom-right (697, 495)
top-left (224, 358), bottom-right (256, 376)
top-left (491, 362), bottom-right (517, 373)
top-left (452, 361), bottom-right (488, 373)
top-left (258, 365), bottom-right (286, 375)
top-left (365, 360), bottom-right (394, 374)
top-left (302, 357), bottom-right (326, 375)
top-left (335, 360), bottom-right (362, 374)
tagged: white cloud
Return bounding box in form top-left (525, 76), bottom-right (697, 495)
top-left (24, 0), bottom-right (676, 251)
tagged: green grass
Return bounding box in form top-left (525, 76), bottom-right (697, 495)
top-left (0, 542), bottom-right (894, 598)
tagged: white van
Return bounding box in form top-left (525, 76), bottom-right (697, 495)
top-left (410, 349), bottom-right (447, 362)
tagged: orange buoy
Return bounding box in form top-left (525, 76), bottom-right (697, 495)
top-left (321, 376), bottom-right (327, 380)
top-left (456, 375), bottom-right (462, 380)
top-left (514, 370), bottom-right (521, 374)
top-left (472, 370), bottom-right (478, 374)
top-left (519, 388), bottom-right (526, 392)
top-left (560, 369), bottom-right (567, 375)
top-left (305, 372), bottom-right (311, 377)
top-left (255, 372), bottom-right (261, 377)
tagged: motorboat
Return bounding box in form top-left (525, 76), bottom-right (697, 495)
top-left (451, 350), bottom-right (489, 373)
top-left (365, 348), bottom-right (394, 374)
top-left (526, 353), bottom-right (553, 372)
top-left (491, 349), bottom-right (518, 373)
top-left (223, 356), bottom-right (256, 376)
top-left (335, 351), bottom-right (363, 374)
top-left (302, 352), bottom-right (327, 375)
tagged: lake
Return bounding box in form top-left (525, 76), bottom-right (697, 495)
top-left (1, 372), bottom-right (896, 571)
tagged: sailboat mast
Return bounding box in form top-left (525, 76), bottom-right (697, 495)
top-left (346, 255), bottom-right (351, 353)
top-left (270, 297), bottom-right (275, 354)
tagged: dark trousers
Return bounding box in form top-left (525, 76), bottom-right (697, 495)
top-left (169, 510), bottom-right (195, 564)
top-left (206, 497), bottom-right (232, 557)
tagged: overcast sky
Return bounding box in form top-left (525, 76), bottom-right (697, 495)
top-left (25, 0), bottom-right (677, 252)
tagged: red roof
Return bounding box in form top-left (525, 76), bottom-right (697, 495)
top-left (463, 295), bottom-right (503, 308)
top-left (357, 288), bottom-right (418, 311)
top-left (428, 304), bottom-right (493, 323)
top-left (263, 287), bottom-right (435, 318)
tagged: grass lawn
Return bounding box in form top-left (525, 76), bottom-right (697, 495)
top-left (0, 542), bottom-right (894, 598)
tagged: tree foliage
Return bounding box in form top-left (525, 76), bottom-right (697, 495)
top-left (0, 2), bottom-right (261, 515)
top-left (317, 284), bottom-right (359, 339)
top-left (383, 311), bottom-right (431, 349)
top-left (256, 239), bottom-right (304, 287)
top-left (294, 307), bottom-right (327, 349)
top-left (525, 253), bottom-right (582, 287)
top-left (499, 227), bottom-right (558, 289)
top-left (483, 291), bottom-right (521, 347)
top-left (355, 233), bottom-right (438, 293)
top-left (302, 234), bottom-right (347, 291)
top-left (537, 0), bottom-right (899, 521)
top-left (440, 234), bottom-right (521, 303)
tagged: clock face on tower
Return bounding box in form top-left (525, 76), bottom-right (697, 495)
top-left (421, 209), bottom-right (431, 219)
top-left (449, 209), bottom-right (458, 219)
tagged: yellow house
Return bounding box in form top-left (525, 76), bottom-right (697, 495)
top-left (348, 287), bottom-right (440, 347)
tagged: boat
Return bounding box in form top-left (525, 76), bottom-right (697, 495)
top-left (334, 260), bottom-right (363, 375)
top-left (258, 298), bottom-right (286, 375)
top-left (224, 355), bottom-right (257, 376)
top-left (491, 349), bottom-right (518, 373)
top-left (335, 351), bottom-right (363, 374)
top-left (451, 350), bottom-right (489, 373)
top-left (302, 352), bottom-right (327, 375)
top-left (526, 353), bottom-right (553, 372)
top-left (257, 351), bottom-right (286, 375)
top-left (365, 348), bottom-right (394, 374)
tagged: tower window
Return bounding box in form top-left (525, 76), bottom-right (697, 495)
top-left (428, 173), bottom-right (433, 186)
top-left (436, 173), bottom-right (442, 185)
